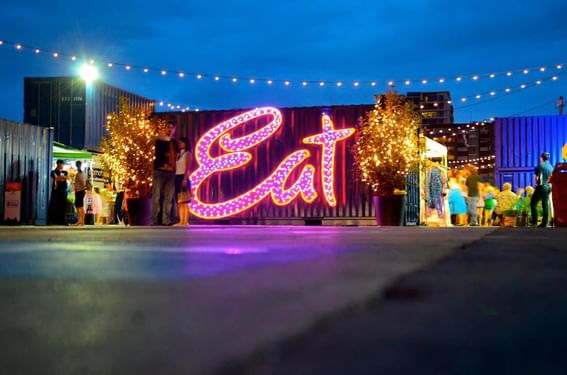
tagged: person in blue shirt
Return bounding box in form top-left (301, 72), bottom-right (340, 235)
top-left (531, 152), bottom-right (554, 227)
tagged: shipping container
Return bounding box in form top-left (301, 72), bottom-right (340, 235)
top-left (158, 105), bottom-right (381, 224)
top-left (495, 115), bottom-right (567, 190)
top-left (0, 119), bottom-right (53, 224)
top-left (24, 77), bottom-right (155, 149)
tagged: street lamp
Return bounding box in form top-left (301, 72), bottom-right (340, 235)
top-left (79, 64), bottom-right (98, 83)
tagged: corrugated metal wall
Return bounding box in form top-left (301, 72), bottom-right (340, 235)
top-left (159, 105), bottom-right (378, 223)
top-left (0, 120), bottom-right (53, 224)
top-left (495, 115), bottom-right (567, 189)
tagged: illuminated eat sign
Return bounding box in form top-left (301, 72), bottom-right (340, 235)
top-left (189, 107), bottom-right (355, 219)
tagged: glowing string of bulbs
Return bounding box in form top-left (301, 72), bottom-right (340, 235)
top-left (0, 38), bottom-right (564, 89)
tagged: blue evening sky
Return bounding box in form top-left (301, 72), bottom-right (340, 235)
top-left (0, 0), bottom-right (565, 123)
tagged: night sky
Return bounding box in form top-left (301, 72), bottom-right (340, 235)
top-left (0, 0), bottom-right (565, 123)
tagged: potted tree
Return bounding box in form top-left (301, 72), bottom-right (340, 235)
top-left (352, 92), bottom-right (420, 226)
top-left (101, 98), bottom-right (159, 226)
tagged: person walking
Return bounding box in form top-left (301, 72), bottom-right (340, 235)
top-left (531, 152), bottom-right (554, 227)
top-left (465, 165), bottom-right (481, 226)
top-left (71, 160), bottom-right (87, 226)
top-left (151, 120), bottom-right (178, 226)
top-left (48, 159), bottom-right (68, 225)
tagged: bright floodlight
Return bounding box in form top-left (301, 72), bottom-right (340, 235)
top-left (80, 64), bottom-right (99, 83)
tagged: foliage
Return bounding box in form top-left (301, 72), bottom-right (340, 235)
top-left (352, 92), bottom-right (421, 196)
top-left (101, 98), bottom-right (161, 197)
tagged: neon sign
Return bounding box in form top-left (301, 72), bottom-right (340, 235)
top-left (189, 107), bottom-right (355, 219)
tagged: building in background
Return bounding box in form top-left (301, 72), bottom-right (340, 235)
top-left (423, 120), bottom-right (495, 179)
top-left (24, 77), bottom-right (155, 149)
top-left (407, 91), bottom-right (454, 126)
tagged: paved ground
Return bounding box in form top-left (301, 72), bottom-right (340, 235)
top-left (0, 226), bottom-right (565, 374)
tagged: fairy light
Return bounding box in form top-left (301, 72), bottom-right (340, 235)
top-left (101, 98), bottom-right (159, 198)
top-left (352, 92), bottom-right (420, 196)
top-left (0, 39), bottom-right (565, 91)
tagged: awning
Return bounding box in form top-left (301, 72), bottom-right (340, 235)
top-left (53, 142), bottom-right (93, 160)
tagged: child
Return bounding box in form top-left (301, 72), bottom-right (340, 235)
top-left (448, 179), bottom-right (467, 226)
top-left (483, 184), bottom-right (496, 226)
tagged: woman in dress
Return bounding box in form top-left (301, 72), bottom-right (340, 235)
top-left (72, 160), bottom-right (87, 226)
top-left (174, 137), bottom-right (192, 227)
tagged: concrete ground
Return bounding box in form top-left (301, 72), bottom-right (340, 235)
top-left (0, 225), bottom-right (565, 374)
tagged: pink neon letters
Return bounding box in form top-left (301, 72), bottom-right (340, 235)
top-left (189, 107), bottom-right (355, 219)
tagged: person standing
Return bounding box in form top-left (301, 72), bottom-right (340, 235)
top-left (531, 152), bottom-right (554, 227)
top-left (151, 120), bottom-right (178, 226)
top-left (174, 137), bottom-right (192, 227)
top-left (557, 96), bottom-right (565, 115)
top-left (48, 159), bottom-right (68, 225)
top-left (465, 165), bottom-right (481, 226)
top-left (71, 160), bottom-right (87, 226)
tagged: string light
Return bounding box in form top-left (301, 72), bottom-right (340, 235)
top-left (448, 155), bottom-right (496, 166)
top-left (1, 38), bottom-right (565, 92)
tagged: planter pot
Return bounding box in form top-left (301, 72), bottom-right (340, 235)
top-left (126, 197), bottom-right (152, 226)
top-left (374, 195), bottom-right (406, 226)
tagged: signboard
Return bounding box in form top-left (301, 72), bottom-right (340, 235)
top-left (4, 182), bottom-right (22, 223)
top-left (188, 107), bottom-right (355, 219)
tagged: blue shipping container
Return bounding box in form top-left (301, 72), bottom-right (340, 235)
top-left (495, 115), bottom-right (567, 190)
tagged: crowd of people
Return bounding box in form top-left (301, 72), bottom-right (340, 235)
top-left (48, 120), bottom-right (192, 227)
top-left (444, 152), bottom-right (554, 227)
top-left (47, 160), bottom-right (115, 226)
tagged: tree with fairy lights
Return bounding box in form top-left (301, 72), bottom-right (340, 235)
top-left (101, 98), bottom-right (161, 197)
top-left (352, 91), bottom-right (421, 196)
